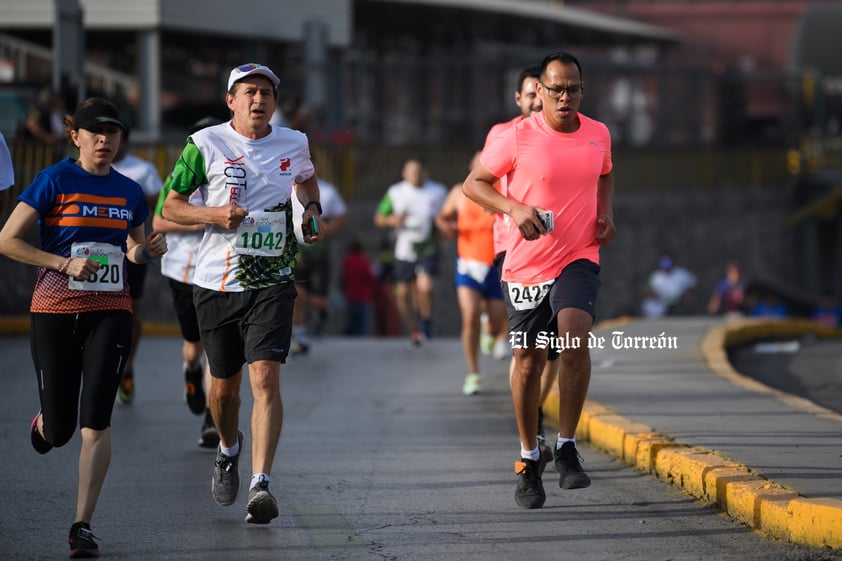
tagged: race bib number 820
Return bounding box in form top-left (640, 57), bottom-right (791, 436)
top-left (67, 242), bottom-right (125, 292)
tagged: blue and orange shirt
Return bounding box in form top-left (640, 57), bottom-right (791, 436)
top-left (19, 157), bottom-right (149, 313)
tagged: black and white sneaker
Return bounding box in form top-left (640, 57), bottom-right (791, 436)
top-left (212, 430), bottom-right (243, 506)
top-left (68, 521), bottom-right (99, 558)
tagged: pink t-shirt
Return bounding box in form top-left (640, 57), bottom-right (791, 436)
top-left (484, 116), bottom-right (523, 255)
top-left (481, 112), bottom-right (612, 283)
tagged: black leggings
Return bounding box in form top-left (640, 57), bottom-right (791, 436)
top-left (30, 311), bottom-right (132, 447)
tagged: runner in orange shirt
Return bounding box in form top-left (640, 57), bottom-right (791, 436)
top-left (463, 51), bottom-right (616, 509)
top-left (435, 152), bottom-right (507, 395)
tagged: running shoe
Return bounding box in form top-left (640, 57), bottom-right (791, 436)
top-left (68, 521), bottom-right (99, 558)
top-left (420, 318), bottom-right (433, 339)
top-left (462, 373), bottom-right (481, 395)
top-left (291, 340), bottom-right (310, 356)
top-left (198, 409), bottom-right (220, 449)
top-left (117, 370), bottom-right (134, 404)
top-left (30, 411), bottom-right (52, 454)
top-left (480, 332), bottom-right (494, 356)
top-left (184, 365), bottom-right (206, 416)
top-left (212, 429), bottom-right (244, 506)
top-left (410, 331), bottom-right (423, 347)
top-left (554, 441), bottom-right (591, 489)
top-left (492, 338), bottom-right (509, 361)
top-left (245, 479), bottom-right (279, 524)
top-left (514, 455), bottom-right (547, 509)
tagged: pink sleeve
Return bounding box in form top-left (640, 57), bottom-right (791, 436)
top-left (600, 122), bottom-right (613, 176)
top-left (480, 126), bottom-right (516, 179)
top-left (482, 122), bottom-right (507, 150)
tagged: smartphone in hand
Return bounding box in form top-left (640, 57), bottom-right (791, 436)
top-left (537, 210), bottom-right (554, 233)
top-left (303, 215), bottom-right (319, 237)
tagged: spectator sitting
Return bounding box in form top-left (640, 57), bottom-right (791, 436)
top-left (812, 294), bottom-right (842, 328)
top-left (640, 287), bottom-right (667, 318)
top-left (648, 254), bottom-right (697, 315)
top-left (707, 260), bottom-right (747, 318)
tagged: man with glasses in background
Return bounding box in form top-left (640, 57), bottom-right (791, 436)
top-left (463, 51), bottom-right (616, 509)
top-left (163, 63), bottom-right (324, 525)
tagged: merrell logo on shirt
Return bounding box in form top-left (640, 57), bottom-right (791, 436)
top-left (81, 206), bottom-right (132, 221)
top-left (45, 193), bottom-right (133, 229)
top-left (279, 158), bottom-right (291, 172)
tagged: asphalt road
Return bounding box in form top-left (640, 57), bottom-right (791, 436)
top-left (1, 335), bottom-right (838, 561)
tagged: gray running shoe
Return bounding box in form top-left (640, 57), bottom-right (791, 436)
top-left (212, 429), bottom-right (243, 506)
top-left (245, 479), bottom-right (279, 524)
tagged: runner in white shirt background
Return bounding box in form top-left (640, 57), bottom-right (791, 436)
top-left (374, 158), bottom-right (447, 345)
top-left (290, 167), bottom-right (347, 354)
top-left (152, 116), bottom-right (223, 448)
top-left (111, 127), bottom-right (164, 405)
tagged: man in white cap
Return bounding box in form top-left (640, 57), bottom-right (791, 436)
top-left (163, 63), bottom-right (324, 524)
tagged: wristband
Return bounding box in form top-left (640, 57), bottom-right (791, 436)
top-left (58, 257), bottom-right (72, 275)
top-left (305, 201), bottom-right (322, 215)
top-left (141, 247), bottom-right (157, 265)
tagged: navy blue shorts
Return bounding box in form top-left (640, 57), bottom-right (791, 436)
top-left (454, 258), bottom-right (503, 300)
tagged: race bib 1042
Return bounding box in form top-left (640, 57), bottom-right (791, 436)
top-left (231, 211), bottom-right (287, 257)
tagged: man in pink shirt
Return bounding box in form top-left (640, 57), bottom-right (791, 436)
top-left (486, 65), bottom-right (559, 461)
top-left (463, 51), bottom-right (616, 509)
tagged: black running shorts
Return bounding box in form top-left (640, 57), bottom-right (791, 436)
top-left (168, 278), bottom-right (200, 343)
top-left (502, 259), bottom-right (601, 351)
top-left (194, 282), bottom-right (296, 378)
top-left (126, 260), bottom-right (148, 300)
top-left (30, 310), bottom-right (132, 443)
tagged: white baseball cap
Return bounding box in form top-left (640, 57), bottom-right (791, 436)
top-left (227, 63), bottom-right (280, 92)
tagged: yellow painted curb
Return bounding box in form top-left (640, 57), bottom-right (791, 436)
top-left (0, 316), bottom-right (31, 335)
top-left (0, 315), bottom-right (181, 337)
top-left (542, 318), bottom-right (842, 549)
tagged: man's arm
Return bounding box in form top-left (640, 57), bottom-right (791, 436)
top-left (294, 174), bottom-right (325, 243)
top-left (595, 172), bottom-right (616, 246)
top-left (462, 161), bottom-right (545, 241)
top-left (434, 184), bottom-right (462, 239)
top-left (162, 190), bottom-right (248, 230)
top-left (373, 192), bottom-right (403, 229)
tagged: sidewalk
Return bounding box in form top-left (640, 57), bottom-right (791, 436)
top-left (544, 316), bottom-right (842, 549)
